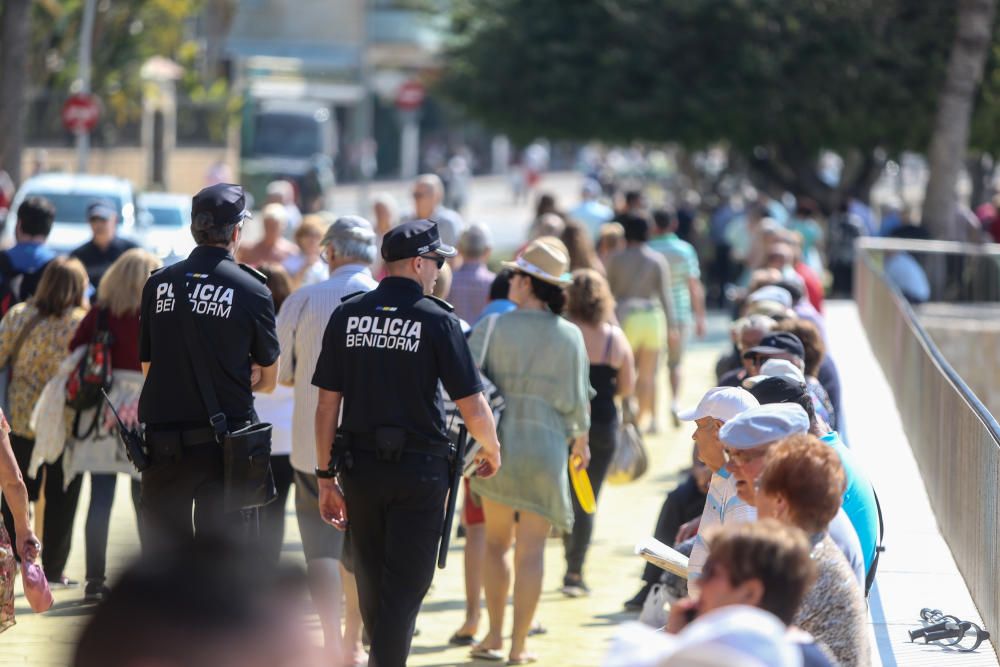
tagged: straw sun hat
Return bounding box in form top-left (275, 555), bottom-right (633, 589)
top-left (502, 238), bottom-right (572, 286)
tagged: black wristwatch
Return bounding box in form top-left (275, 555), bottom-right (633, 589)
top-left (315, 466), bottom-right (337, 479)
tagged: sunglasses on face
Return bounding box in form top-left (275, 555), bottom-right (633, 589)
top-left (724, 446), bottom-right (770, 467)
top-left (420, 255), bottom-right (445, 269)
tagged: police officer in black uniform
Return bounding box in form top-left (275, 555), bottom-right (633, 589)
top-left (138, 183), bottom-right (280, 551)
top-left (313, 219), bottom-right (503, 667)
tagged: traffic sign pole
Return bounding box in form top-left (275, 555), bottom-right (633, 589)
top-left (76, 0), bottom-right (97, 173)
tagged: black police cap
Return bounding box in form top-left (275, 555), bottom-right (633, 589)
top-left (381, 219), bottom-right (458, 262)
top-left (191, 183), bottom-right (249, 227)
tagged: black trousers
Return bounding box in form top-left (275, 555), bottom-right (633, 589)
top-left (642, 476), bottom-right (706, 584)
top-left (260, 454), bottom-right (294, 565)
top-left (140, 443), bottom-right (240, 554)
top-left (86, 473), bottom-right (141, 584)
top-left (564, 419), bottom-right (617, 575)
top-left (0, 434), bottom-right (83, 581)
top-left (341, 449), bottom-right (450, 667)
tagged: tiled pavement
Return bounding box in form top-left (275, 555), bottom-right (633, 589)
top-left (3, 305), bottom-right (997, 666)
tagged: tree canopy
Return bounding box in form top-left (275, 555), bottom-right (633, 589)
top-left (440, 0), bottom-right (999, 206)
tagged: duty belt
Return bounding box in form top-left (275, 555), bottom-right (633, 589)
top-left (343, 431), bottom-right (452, 459)
top-left (146, 421), bottom-right (254, 449)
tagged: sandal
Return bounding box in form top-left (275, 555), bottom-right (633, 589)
top-left (470, 647), bottom-right (505, 661)
top-left (450, 632), bottom-right (477, 646)
top-left (507, 654), bottom-right (538, 665)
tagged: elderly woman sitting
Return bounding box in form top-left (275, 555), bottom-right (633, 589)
top-left (755, 434), bottom-right (871, 667)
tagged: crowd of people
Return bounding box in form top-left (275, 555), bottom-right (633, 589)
top-left (0, 166), bottom-right (894, 667)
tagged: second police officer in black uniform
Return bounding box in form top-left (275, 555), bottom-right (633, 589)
top-left (313, 219), bottom-right (503, 667)
top-left (138, 183), bottom-right (280, 551)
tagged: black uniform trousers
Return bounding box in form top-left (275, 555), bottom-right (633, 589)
top-left (140, 442), bottom-right (239, 553)
top-left (341, 449), bottom-right (450, 667)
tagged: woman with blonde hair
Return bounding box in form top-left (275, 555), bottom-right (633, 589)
top-left (284, 215), bottom-right (329, 288)
top-left (68, 248), bottom-right (161, 600)
top-left (561, 269), bottom-right (634, 597)
top-left (469, 239), bottom-right (591, 664)
top-left (0, 256), bottom-right (88, 587)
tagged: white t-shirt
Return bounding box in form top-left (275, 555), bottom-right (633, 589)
top-left (253, 383), bottom-right (294, 456)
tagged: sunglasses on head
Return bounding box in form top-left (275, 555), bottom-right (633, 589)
top-left (420, 254), bottom-right (445, 269)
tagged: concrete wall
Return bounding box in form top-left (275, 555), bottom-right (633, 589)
top-left (21, 146), bottom-right (238, 196)
top-left (920, 303), bottom-right (1000, 418)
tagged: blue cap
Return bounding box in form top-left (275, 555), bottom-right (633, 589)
top-left (86, 199), bottom-right (116, 220)
top-left (718, 403), bottom-right (809, 450)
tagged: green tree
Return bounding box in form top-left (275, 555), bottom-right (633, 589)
top-left (19, 0), bottom-right (232, 152)
top-left (923, 0), bottom-right (998, 239)
top-left (440, 0), bottom-right (970, 211)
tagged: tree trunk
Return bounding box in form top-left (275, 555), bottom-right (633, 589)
top-left (921, 0), bottom-right (997, 240)
top-left (0, 0), bottom-right (32, 186)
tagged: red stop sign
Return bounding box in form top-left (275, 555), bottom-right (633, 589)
top-left (62, 93), bottom-right (100, 134)
top-left (395, 81), bottom-right (425, 111)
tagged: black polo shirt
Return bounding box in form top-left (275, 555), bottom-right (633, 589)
top-left (70, 236), bottom-right (139, 288)
top-left (312, 276), bottom-right (483, 447)
top-left (138, 245), bottom-right (280, 430)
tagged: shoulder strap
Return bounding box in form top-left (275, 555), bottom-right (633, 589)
top-left (0, 251), bottom-right (14, 279)
top-left (601, 327), bottom-right (614, 364)
top-left (864, 485), bottom-right (886, 597)
top-left (10, 311), bottom-right (45, 369)
top-left (477, 313), bottom-right (498, 368)
top-left (170, 267), bottom-right (228, 440)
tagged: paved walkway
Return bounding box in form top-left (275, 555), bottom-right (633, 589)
top-left (826, 301), bottom-right (999, 667)
top-left (3, 303), bottom-right (997, 665)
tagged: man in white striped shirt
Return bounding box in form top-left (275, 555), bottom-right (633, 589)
top-left (676, 387), bottom-right (761, 589)
top-left (277, 215), bottom-right (377, 666)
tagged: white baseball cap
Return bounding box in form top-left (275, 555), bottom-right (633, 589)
top-left (742, 359), bottom-right (806, 389)
top-left (718, 403), bottom-right (810, 450)
top-left (602, 607), bottom-right (801, 667)
top-left (677, 387), bottom-right (760, 423)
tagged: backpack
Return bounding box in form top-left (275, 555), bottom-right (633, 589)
top-left (0, 251), bottom-right (49, 318)
top-left (65, 309), bottom-right (114, 439)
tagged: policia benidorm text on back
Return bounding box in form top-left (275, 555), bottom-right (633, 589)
top-left (313, 219), bottom-right (503, 667)
top-left (137, 183), bottom-right (280, 552)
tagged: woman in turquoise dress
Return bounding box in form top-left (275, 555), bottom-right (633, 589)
top-left (469, 239), bottom-right (592, 665)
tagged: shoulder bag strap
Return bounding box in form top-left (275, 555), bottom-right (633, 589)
top-left (9, 312), bottom-right (46, 373)
top-left (170, 267), bottom-right (228, 440)
top-left (476, 313), bottom-right (498, 369)
top-left (864, 485), bottom-right (886, 597)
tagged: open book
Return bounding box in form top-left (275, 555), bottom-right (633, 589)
top-left (635, 537), bottom-right (690, 579)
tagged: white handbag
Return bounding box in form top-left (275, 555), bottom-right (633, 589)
top-left (638, 582), bottom-right (672, 628)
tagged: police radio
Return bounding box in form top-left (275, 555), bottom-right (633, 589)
top-left (101, 389), bottom-right (151, 472)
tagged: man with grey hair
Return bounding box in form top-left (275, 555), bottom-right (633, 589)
top-left (449, 223), bottom-right (496, 322)
top-left (717, 314), bottom-right (777, 387)
top-left (408, 173), bottom-right (465, 247)
top-left (276, 215), bottom-right (378, 665)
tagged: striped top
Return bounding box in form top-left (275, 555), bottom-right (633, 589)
top-left (648, 233), bottom-right (700, 325)
top-left (276, 263), bottom-right (378, 473)
top-left (687, 467), bottom-right (756, 586)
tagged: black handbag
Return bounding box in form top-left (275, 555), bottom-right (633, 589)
top-left (171, 270), bottom-right (277, 513)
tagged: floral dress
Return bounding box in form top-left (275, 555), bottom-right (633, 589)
top-left (0, 521), bottom-right (14, 632)
top-left (0, 303), bottom-right (86, 439)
